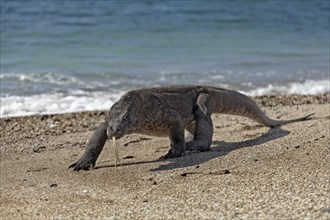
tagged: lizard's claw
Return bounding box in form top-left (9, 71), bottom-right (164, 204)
top-left (68, 157), bottom-right (95, 171)
top-left (163, 149), bottom-right (186, 159)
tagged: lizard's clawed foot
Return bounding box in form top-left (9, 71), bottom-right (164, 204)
top-left (162, 149), bottom-right (186, 159)
top-left (68, 158), bottom-right (95, 171)
top-left (186, 141), bottom-right (212, 152)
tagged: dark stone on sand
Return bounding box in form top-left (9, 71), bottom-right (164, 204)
top-left (50, 183), bottom-right (58, 188)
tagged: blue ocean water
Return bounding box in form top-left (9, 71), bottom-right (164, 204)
top-left (1, 0), bottom-right (329, 117)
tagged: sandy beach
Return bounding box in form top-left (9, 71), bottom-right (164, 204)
top-left (0, 94), bottom-right (329, 219)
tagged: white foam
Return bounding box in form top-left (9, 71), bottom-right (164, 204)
top-left (242, 80), bottom-right (329, 96)
top-left (0, 72), bottom-right (84, 86)
top-left (0, 91), bottom-right (123, 118)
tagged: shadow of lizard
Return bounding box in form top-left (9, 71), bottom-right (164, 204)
top-left (151, 127), bottom-right (289, 171)
top-left (93, 127), bottom-right (289, 171)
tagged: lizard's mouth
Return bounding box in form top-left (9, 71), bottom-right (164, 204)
top-left (107, 127), bottom-right (125, 140)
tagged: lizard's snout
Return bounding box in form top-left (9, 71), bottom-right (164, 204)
top-left (106, 127), bottom-right (113, 139)
top-left (107, 126), bottom-right (116, 138)
top-left (107, 125), bottom-right (124, 139)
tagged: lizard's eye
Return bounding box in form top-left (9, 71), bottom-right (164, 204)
top-left (123, 115), bottom-right (128, 120)
top-left (136, 113), bottom-right (139, 118)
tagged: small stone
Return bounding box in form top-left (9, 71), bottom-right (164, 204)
top-left (123, 155), bottom-right (135, 159)
top-left (50, 183), bottom-right (57, 188)
top-left (33, 146), bottom-right (45, 153)
top-left (320, 207), bottom-right (330, 213)
top-left (210, 169), bottom-right (231, 175)
top-left (224, 169), bottom-right (231, 174)
top-left (180, 172), bottom-right (198, 177)
top-left (4, 118), bottom-right (11, 122)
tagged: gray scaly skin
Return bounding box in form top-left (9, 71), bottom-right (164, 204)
top-left (69, 85), bottom-right (313, 171)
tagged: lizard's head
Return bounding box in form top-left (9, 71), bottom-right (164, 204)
top-left (106, 93), bottom-right (140, 139)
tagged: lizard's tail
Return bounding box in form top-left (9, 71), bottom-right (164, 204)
top-left (208, 87), bottom-right (314, 128)
top-left (263, 113), bottom-right (314, 128)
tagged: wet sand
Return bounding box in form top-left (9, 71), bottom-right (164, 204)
top-left (1, 94), bottom-right (329, 219)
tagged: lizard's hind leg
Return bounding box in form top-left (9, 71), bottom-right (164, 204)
top-left (186, 93), bottom-right (213, 152)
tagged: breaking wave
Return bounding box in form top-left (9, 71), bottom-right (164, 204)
top-left (242, 80), bottom-right (329, 96)
top-left (0, 91), bottom-right (123, 118)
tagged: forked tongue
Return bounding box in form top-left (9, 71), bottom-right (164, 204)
top-left (112, 137), bottom-right (121, 167)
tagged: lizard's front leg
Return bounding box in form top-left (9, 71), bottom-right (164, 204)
top-left (159, 108), bottom-right (186, 159)
top-left (186, 93), bottom-right (213, 151)
top-left (69, 121), bottom-right (108, 171)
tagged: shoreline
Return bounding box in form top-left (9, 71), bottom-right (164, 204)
top-left (1, 94), bottom-right (329, 219)
top-left (1, 94), bottom-right (329, 155)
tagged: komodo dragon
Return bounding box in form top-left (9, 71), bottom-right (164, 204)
top-left (69, 85), bottom-right (313, 171)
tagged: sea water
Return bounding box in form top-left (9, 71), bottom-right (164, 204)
top-left (1, 0), bottom-right (329, 117)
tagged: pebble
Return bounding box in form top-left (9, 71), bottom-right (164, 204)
top-left (209, 169), bottom-right (231, 175)
top-left (49, 183), bottom-right (58, 188)
top-left (320, 207), bottom-right (330, 213)
top-left (123, 155), bottom-right (135, 159)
